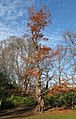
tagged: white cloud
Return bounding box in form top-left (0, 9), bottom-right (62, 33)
top-left (0, 0), bottom-right (35, 40)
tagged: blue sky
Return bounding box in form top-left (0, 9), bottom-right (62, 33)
top-left (0, 0), bottom-right (76, 47)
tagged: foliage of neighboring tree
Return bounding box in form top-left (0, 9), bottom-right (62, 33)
top-left (0, 70), bottom-right (11, 106)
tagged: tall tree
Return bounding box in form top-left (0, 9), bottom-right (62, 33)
top-left (26, 6), bottom-right (51, 112)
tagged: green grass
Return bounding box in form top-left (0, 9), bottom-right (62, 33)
top-left (24, 111), bottom-right (76, 119)
top-left (25, 115), bottom-right (76, 119)
top-left (0, 110), bottom-right (76, 119)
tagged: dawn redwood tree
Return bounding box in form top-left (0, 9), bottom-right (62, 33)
top-left (26, 6), bottom-right (51, 112)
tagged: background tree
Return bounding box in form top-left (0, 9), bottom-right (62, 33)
top-left (63, 32), bottom-right (76, 86)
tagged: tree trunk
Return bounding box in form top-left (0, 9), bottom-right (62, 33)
top-left (35, 78), bottom-right (44, 112)
top-left (0, 99), bottom-right (2, 107)
top-left (35, 80), bottom-right (41, 112)
top-left (58, 53), bottom-right (61, 86)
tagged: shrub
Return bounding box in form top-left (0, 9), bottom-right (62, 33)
top-left (6, 95), bottom-right (35, 107)
top-left (1, 101), bottom-right (15, 109)
top-left (73, 105), bottom-right (76, 110)
top-left (44, 91), bottom-right (76, 109)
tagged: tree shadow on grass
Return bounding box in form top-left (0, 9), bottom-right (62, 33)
top-left (0, 107), bottom-right (34, 119)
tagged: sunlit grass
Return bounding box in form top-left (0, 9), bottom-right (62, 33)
top-left (21, 110), bottom-right (76, 119)
top-left (25, 114), bottom-right (76, 119)
top-left (0, 110), bottom-right (76, 119)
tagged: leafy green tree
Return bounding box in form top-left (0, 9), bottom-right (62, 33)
top-left (0, 70), bottom-right (16, 106)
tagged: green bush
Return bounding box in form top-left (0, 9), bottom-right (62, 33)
top-left (1, 101), bottom-right (15, 109)
top-left (44, 96), bottom-right (52, 107)
top-left (44, 91), bottom-right (76, 109)
top-left (73, 105), bottom-right (76, 110)
top-left (1, 92), bottom-right (76, 109)
top-left (1, 95), bottom-right (35, 109)
top-left (6, 95), bottom-right (35, 107)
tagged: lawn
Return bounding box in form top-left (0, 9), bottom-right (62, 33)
top-left (25, 110), bottom-right (76, 119)
top-left (0, 109), bottom-right (76, 119)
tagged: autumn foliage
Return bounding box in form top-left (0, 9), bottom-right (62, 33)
top-left (27, 6), bottom-right (51, 41)
top-left (26, 6), bottom-right (51, 79)
top-left (0, 3), bottom-right (76, 112)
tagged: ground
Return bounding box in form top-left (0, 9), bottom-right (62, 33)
top-left (0, 108), bottom-right (76, 119)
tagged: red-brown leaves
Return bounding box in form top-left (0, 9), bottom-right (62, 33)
top-left (28, 6), bottom-right (51, 40)
top-left (26, 68), bottom-right (39, 78)
top-left (29, 8), bottom-right (47, 24)
top-left (33, 46), bottom-right (51, 61)
top-left (31, 24), bottom-right (39, 32)
top-left (48, 80), bottom-right (71, 95)
top-left (26, 6), bottom-right (51, 80)
top-left (40, 46), bottom-right (51, 52)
